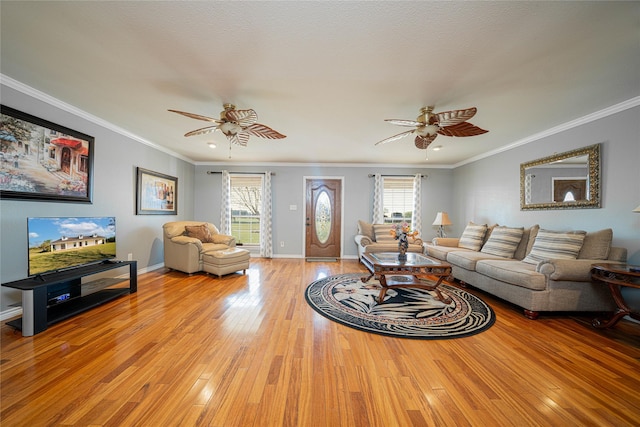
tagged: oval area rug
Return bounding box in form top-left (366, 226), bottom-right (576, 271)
top-left (305, 273), bottom-right (495, 339)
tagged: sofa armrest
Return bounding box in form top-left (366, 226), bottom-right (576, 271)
top-left (537, 259), bottom-right (610, 282)
top-left (412, 237), bottom-right (424, 246)
top-left (170, 235), bottom-right (204, 251)
top-left (211, 234), bottom-right (236, 247)
top-left (431, 237), bottom-right (460, 247)
top-left (355, 234), bottom-right (373, 247)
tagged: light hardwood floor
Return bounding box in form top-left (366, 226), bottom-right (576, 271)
top-left (2, 258), bottom-right (640, 426)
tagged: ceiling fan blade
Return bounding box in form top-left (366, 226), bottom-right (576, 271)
top-left (227, 132), bottom-right (250, 147)
top-left (415, 133), bottom-right (438, 149)
top-left (385, 119), bottom-right (423, 127)
top-left (225, 109), bottom-right (258, 127)
top-left (184, 125), bottom-right (219, 137)
top-left (375, 129), bottom-right (415, 145)
top-left (168, 109), bottom-right (221, 123)
top-left (243, 123), bottom-right (286, 139)
top-left (438, 121), bottom-right (488, 137)
top-left (436, 107), bottom-right (477, 127)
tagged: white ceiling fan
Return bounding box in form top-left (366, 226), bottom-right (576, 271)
top-left (169, 103), bottom-right (286, 147)
top-left (376, 106), bottom-right (488, 150)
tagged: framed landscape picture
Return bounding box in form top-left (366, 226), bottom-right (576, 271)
top-left (0, 105), bottom-right (94, 203)
top-left (136, 167), bottom-right (177, 215)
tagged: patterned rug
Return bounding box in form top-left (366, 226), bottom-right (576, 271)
top-left (305, 273), bottom-right (495, 339)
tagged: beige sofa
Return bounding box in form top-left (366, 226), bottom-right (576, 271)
top-left (426, 223), bottom-right (625, 319)
top-left (355, 220), bottom-right (424, 261)
top-left (163, 221), bottom-right (236, 274)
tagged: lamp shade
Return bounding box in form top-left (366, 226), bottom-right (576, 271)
top-left (432, 212), bottom-right (452, 226)
top-left (634, 205), bottom-right (640, 213)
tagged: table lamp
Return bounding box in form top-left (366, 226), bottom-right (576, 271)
top-left (432, 212), bottom-right (452, 238)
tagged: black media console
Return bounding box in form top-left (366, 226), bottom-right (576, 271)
top-left (2, 260), bottom-right (137, 336)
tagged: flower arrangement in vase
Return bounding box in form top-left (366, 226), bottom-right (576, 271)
top-left (390, 222), bottom-right (419, 260)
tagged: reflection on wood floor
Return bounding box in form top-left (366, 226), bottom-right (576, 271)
top-left (2, 258), bottom-right (639, 426)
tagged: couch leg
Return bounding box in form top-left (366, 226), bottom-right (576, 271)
top-left (524, 309), bottom-right (540, 320)
top-left (457, 281), bottom-right (467, 288)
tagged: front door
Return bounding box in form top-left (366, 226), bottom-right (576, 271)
top-left (305, 178), bottom-right (342, 258)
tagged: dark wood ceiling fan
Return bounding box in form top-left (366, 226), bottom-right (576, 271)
top-left (376, 106), bottom-right (488, 149)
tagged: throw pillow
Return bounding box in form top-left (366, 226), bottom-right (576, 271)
top-left (480, 226), bottom-right (524, 259)
top-left (184, 224), bottom-right (214, 243)
top-left (514, 224), bottom-right (539, 260)
top-left (458, 222), bottom-right (488, 251)
top-left (373, 223), bottom-right (396, 243)
top-left (578, 228), bottom-right (612, 260)
top-left (522, 229), bottom-right (587, 265)
top-left (358, 220), bottom-right (375, 241)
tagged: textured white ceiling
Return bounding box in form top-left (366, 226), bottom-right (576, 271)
top-left (1, 1), bottom-right (639, 166)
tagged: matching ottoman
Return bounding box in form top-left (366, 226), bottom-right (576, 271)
top-left (202, 248), bottom-right (250, 278)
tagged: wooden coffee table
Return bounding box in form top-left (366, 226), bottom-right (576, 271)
top-left (361, 252), bottom-right (452, 304)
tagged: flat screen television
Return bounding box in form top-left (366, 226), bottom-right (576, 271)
top-left (27, 216), bottom-right (116, 277)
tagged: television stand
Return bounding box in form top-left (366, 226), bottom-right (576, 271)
top-left (2, 261), bottom-right (137, 336)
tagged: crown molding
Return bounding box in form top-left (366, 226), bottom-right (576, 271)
top-left (1, 74), bottom-right (194, 164)
top-left (454, 96), bottom-right (640, 168)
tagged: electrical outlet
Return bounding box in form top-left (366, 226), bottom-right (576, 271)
top-left (280, 241), bottom-right (285, 247)
top-left (127, 253), bottom-right (133, 261)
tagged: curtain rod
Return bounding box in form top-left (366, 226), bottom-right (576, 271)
top-left (207, 171), bottom-right (275, 175)
top-left (368, 174), bottom-right (427, 178)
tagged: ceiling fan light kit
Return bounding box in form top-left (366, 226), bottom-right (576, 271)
top-left (376, 105), bottom-right (488, 152)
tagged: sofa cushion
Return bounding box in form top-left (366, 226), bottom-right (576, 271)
top-left (476, 260), bottom-right (546, 291)
top-left (201, 242), bottom-right (233, 253)
top-left (480, 226), bottom-right (524, 259)
top-left (426, 244), bottom-right (474, 261)
top-left (458, 222), bottom-right (487, 251)
top-left (522, 229), bottom-right (587, 265)
top-left (185, 224), bottom-right (214, 243)
top-left (358, 220), bottom-right (375, 240)
top-left (373, 223), bottom-right (395, 243)
top-left (447, 250), bottom-right (508, 271)
top-left (578, 228), bottom-right (612, 260)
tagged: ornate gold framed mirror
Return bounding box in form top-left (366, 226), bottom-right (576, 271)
top-left (520, 144), bottom-right (601, 210)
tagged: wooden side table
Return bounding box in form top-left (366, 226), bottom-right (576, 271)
top-left (591, 263), bottom-right (640, 328)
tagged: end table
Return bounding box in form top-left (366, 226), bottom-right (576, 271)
top-left (591, 263), bottom-right (640, 328)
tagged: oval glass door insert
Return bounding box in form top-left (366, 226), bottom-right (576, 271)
top-left (315, 191), bottom-right (331, 244)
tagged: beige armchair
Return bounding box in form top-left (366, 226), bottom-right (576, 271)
top-left (163, 221), bottom-right (236, 274)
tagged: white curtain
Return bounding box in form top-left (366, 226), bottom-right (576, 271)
top-left (220, 170), bottom-right (231, 235)
top-left (260, 172), bottom-right (273, 258)
top-left (372, 173), bottom-right (384, 223)
top-left (412, 173), bottom-right (422, 235)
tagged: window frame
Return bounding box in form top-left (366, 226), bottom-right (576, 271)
top-left (229, 174), bottom-right (263, 246)
top-left (381, 176), bottom-right (414, 224)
